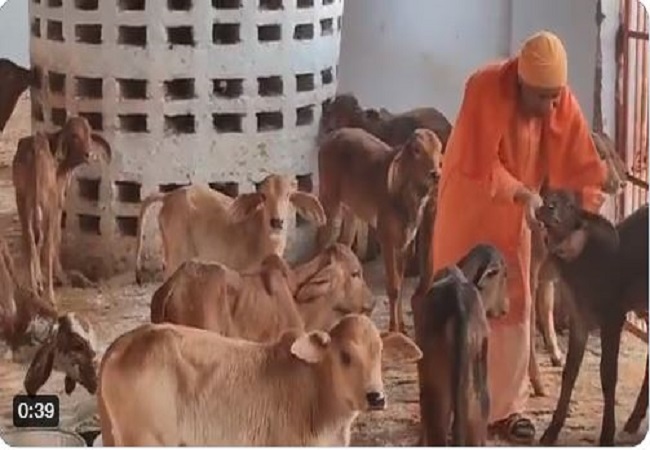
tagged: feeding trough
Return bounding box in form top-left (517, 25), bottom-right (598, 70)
top-left (2, 429), bottom-right (87, 447)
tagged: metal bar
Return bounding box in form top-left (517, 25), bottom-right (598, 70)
top-left (627, 30), bottom-right (649, 40)
top-left (627, 172), bottom-right (649, 190)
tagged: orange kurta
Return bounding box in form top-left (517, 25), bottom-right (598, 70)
top-left (430, 58), bottom-right (607, 423)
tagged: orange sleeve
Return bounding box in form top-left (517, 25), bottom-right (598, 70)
top-left (490, 159), bottom-right (525, 203)
top-left (546, 89), bottom-right (607, 213)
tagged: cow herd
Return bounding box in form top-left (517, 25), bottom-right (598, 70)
top-left (0, 58), bottom-right (648, 446)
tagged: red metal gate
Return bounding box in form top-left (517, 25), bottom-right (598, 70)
top-left (616, 0), bottom-right (649, 218)
top-left (615, 0), bottom-right (648, 341)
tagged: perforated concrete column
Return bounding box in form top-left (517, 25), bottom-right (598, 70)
top-left (29, 0), bottom-right (344, 278)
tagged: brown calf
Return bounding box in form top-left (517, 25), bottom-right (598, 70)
top-left (12, 117), bottom-right (111, 303)
top-left (317, 127), bottom-right (443, 333)
top-left (150, 244), bottom-right (375, 342)
top-left (527, 130), bottom-right (630, 397)
top-left (135, 174), bottom-right (325, 283)
top-left (537, 189), bottom-right (648, 445)
top-left (0, 59), bottom-right (35, 133)
top-left (319, 94), bottom-right (452, 148)
top-left (97, 315), bottom-right (422, 446)
top-left (412, 244), bottom-right (509, 446)
top-left (319, 94), bottom-right (452, 278)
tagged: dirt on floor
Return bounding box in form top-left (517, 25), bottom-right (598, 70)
top-left (0, 93), bottom-right (648, 447)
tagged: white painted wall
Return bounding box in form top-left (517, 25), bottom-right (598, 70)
top-left (337, 0), bottom-right (617, 132)
top-left (0, 0), bottom-right (28, 66)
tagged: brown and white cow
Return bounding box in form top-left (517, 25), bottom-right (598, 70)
top-left (97, 315), bottom-right (422, 446)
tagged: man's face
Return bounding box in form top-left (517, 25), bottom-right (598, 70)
top-left (518, 80), bottom-right (562, 118)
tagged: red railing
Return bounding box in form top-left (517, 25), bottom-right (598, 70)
top-left (616, 0), bottom-right (648, 341)
top-left (616, 0), bottom-right (649, 219)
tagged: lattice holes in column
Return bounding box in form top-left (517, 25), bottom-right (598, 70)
top-left (118, 0), bottom-right (146, 11)
top-left (76, 25), bottom-right (102, 45)
top-left (115, 181), bottom-right (142, 203)
top-left (209, 182), bottom-right (239, 198)
top-left (212, 0), bottom-right (242, 9)
top-left (78, 178), bottom-right (100, 202)
top-left (30, 0), bottom-right (344, 275)
top-left (75, 0), bottom-right (99, 10)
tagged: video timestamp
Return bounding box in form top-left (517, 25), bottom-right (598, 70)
top-left (12, 394), bottom-right (60, 428)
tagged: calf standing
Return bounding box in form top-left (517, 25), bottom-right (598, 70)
top-left (135, 174), bottom-right (325, 282)
top-left (98, 315), bottom-right (422, 446)
top-left (12, 117), bottom-right (111, 303)
top-left (412, 244), bottom-right (509, 446)
top-left (537, 189), bottom-right (647, 445)
top-left (317, 128), bottom-right (443, 333)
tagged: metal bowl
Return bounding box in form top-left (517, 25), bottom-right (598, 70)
top-left (2, 429), bottom-right (87, 447)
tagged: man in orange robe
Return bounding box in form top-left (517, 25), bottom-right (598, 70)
top-left (428, 31), bottom-right (607, 443)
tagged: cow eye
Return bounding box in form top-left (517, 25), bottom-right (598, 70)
top-left (340, 351), bottom-right (351, 366)
top-left (351, 271), bottom-right (361, 278)
top-left (334, 306), bottom-right (352, 315)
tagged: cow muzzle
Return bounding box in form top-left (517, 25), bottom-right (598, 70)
top-left (270, 218), bottom-right (284, 231)
top-left (366, 391), bottom-right (386, 411)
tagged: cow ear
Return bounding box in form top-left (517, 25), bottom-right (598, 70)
top-left (294, 261), bottom-right (339, 304)
top-left (291, 331), bottom-right (331, 364)
top-left (476, 265), bottom-right (500, 290)
top-left (290, 192), bottom-right (326, 226)
top-left (24, 338), bottom-right (56, 396)
top-left (381, 332), bottom-right (422, 364)
top-left (228, 193), bottom-right (265, 222)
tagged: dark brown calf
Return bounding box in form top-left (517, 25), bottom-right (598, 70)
top-left (12, 117), bottom-right (111, 303)
top-left (317, 127), bottom-right (443, 333)
top-left (412, 244), bottom-right (509, 446)
top-left (0, 59), bottom-right (35, 133)
top-left (537, 190), bottom-right (648, 446)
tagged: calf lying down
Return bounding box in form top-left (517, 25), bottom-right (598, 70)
top-left (412, 244), bottom-right (509, 446)
top-left (150, 243), bottom-right (375, 341)
top-left (98, 315), bottom-right (423, 446)
top-left (536, 189), bottom-right (648, 446)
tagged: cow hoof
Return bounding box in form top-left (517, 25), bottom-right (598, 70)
top-left (531, 387), bottom-right (547, 397)
top-left (551, 355), bottom-right (563, 367)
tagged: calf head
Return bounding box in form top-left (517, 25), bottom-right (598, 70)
top-left (457, 244), bottom-right (509, 318)
top-left (228, 174), bottom-right (326, 239)
top-left (24, 313), bottom-right (98, 396)
top-left (591, 131), bottom-right (627, 195)
top-left (536, 188), bottom-right (604, 261)
top-left (0, 59), bottom-right (33, 132)
top-left (294, 244), bottom-right (376, 330)
top-left (55, 117), bottom-right (111, 169)
top-left (387, 129), bottom-right (443, 202)
top-left (320, 94), bottom-right (365, 136)
top-left (289, 314), bottom-right (422, 412)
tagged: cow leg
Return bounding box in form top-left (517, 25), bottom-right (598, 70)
top-left (540, 315), bottom-right (589, 445)
top-left (380, 239), bottom-right (404, 333)
top-left (598, 316), bottom-right (624, 446)
top-left (624, 352), bottom-right (649, 434)
top-left (528, 294), bottom-right (546, 397)
top-left (418, 365), bottom-right (451, 446)
top-left (42, 217), bottom-right (57, 305)
top-left (540, 280), bottom-right (563, 366)
top-left (18, 196), bottom-right (42, 295)
top-left (52, 210), bottom-right (70, 287)
top-left (528, 260), bottom-right (546, 396)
